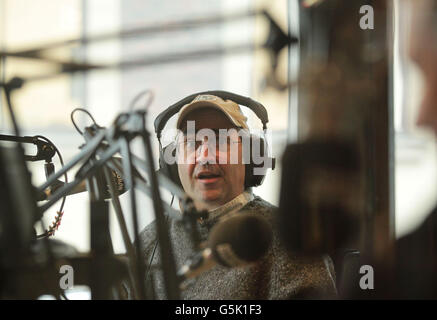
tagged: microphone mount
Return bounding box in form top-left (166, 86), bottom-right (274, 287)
top-left (0, 134), bottom-right (56, 163)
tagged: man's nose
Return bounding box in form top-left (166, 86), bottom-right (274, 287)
top-left (196, 141), bottom-right (217, 164)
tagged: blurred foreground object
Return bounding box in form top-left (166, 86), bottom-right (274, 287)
top-left (278, 139), bottom-right (361, 257)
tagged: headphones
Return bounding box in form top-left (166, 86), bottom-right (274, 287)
top-left (154, 90), bottom-right (275, 189)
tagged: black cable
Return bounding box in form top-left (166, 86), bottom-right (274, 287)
top-left (3, 85), bottom-right (21, 137)
top-left (120, 137), bottom-right (148, 299)
top-left (128, 89), bottom-right (155, 111)
top-left (144, 195), bottom-right (174, 286)
top-left (27, 135), bottom-right (69, 299)
top-left (35, 135), bottom-right (68, 206)
top-left (34, 135), bottom-right (68, 239)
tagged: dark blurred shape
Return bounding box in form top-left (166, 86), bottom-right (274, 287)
top-left (332, 249), bottom-right (361, 298)
top-left (296, 0), bottom-right (393, 263)
top-left (0, 145), bottom-right (40, 261)
top-left (262, 10), bottom-right (298, 74)
top-left (278, 139), bottom-right (361, 257)
top-left (393, 210), bottom-right (437, 299)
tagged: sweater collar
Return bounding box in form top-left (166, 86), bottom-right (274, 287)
top-left (199, 190), bottom-right (254, 228)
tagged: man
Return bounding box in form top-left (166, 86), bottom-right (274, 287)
top-left (139, 94), bottom-right (337, 299)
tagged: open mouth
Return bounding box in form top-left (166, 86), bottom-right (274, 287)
top-left (195, 170), bottom-right (223, 184)
top-left (196, 172), bottom-right (221, 180)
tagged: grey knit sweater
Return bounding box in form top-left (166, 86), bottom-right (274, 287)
top-left (138, 195), bottom-right (337, 299)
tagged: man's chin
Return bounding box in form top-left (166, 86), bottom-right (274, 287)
top-left (199, 192), bottom-right (221, 202)
top-left (196, 190), bottom-right (224, 206)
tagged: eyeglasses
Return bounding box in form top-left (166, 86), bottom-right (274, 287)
top-left (176, 136), bottom-right (241, 154)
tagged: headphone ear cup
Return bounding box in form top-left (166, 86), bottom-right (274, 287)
top-left (158, 142), bottom-right (182, 187)
top-left (245, 134), bottom-right (267, 188)
top-left (244, 163), bottom-right (255, 189)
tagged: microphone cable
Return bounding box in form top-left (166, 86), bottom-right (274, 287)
top-left (35, 135), bottom-right (68, 239)
top-left (128, 89), bottom-right (154, 111)
top-left (70, 108), bottom-right (99, 136)
top-left (31, 135), bottom-right (70, 299)
top-left (143, 194), bottom-right (174, 297)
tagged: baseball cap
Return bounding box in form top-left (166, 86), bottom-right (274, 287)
top-left (176, 94), bottom-right (249, 130)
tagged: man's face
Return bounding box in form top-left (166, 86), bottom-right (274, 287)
top-left (176, 108), bottom-right (246, 210)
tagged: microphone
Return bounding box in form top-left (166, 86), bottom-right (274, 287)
top-left (37, 169), bottom-right (127, 201)
top-left (177, 213), bottom-right (273, 282)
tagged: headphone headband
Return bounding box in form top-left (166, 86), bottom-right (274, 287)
top-left (154, 90), bottom-right (269, 138)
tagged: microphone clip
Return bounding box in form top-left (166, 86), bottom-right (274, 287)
top-left (0, 134), bottom-right (56, 162)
